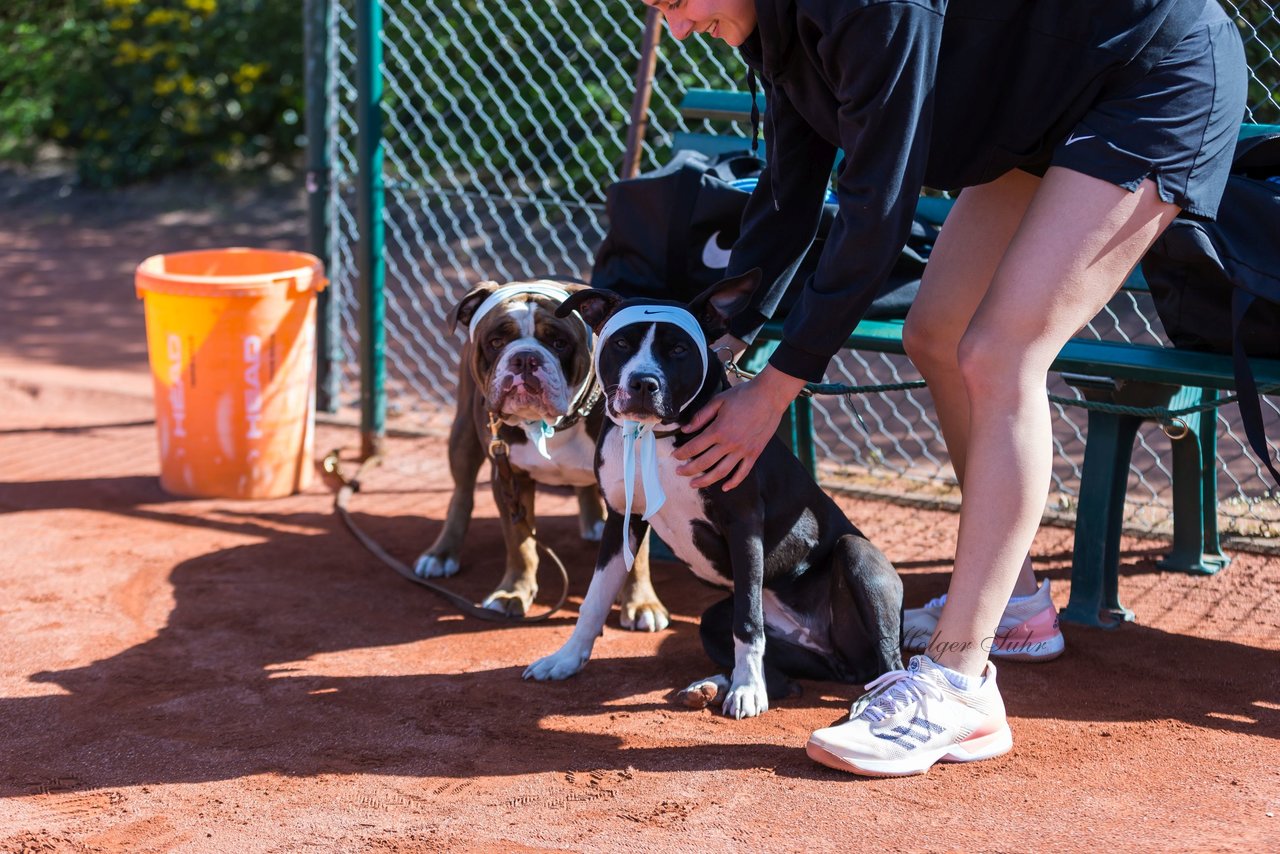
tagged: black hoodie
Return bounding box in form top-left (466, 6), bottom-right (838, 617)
top-left (726, 0), bottom-right (1206, 382)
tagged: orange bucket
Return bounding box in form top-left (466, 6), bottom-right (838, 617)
top-left (135, 248), bottom-right (328, 499)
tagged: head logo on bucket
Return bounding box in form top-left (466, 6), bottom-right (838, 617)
top-left (244, 335), bottom-right (264, 441)
top-left (167, 333), bottom-right (187, 441)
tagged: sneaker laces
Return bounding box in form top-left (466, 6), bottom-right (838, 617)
top-left (851, 667), bottom-right (945, 726)
top-left (921, 593), bottom-right (947, 610)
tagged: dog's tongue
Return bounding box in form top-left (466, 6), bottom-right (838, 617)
top-left (502, 374), bottom-right (543, 395)
top-left (498, 377), bottom-right (551, 423)
top-left (496, 376), bottom-right (542, 399)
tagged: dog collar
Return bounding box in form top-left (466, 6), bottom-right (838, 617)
top-left (594, 304), bottom-right (708, 416)
top-left (467, 282), bottom-right (590, 340)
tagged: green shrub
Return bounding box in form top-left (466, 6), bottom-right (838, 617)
top-left (0, 7), bottom-right (80, 164)
top-left (1, 0), bottom-right (304, 187)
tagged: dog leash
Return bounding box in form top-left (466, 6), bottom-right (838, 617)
top-left (323, 449), bottom-right (571, 623)
top-left (713, 346), bottom-right (815, 398)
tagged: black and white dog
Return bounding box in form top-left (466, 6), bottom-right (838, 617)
top-left (523, 272), bottom-right (903, 718)
top-left (415, 279), bottom-right (668, 628)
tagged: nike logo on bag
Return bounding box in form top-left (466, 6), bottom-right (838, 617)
top-left (700, 230), bottom-right (732, 270)
top-left (1064, 133), bottom-right (1096, 147)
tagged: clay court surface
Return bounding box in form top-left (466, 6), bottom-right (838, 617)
top-left (1, 168), bottom-right (1277, 852)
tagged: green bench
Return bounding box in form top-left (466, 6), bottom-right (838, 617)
top-left (674, 87), bottom-right (1280, 628)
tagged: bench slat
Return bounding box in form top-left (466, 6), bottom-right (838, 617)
top-left (1052, 338), bottom-right (1280, 390)
top-left (679, 89), bottom-right (760, 122)
top-left (755, 319), bottom-right (1280, 391)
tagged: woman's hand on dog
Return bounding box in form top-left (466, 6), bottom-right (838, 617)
top-left (675, 365), bottom-right (807, 491)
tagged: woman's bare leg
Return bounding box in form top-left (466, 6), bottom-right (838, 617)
top-left (930, 167), bottom-right (1180, 675)
top-left (903, 170), bottom-right (1040, 596)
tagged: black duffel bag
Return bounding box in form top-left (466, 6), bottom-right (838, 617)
top-left (1142, 132), bottom-right (1280, 485)
top-left (590, 149), bottom-right (933, 320)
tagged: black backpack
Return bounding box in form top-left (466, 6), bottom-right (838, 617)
top-left (590, 148), bottom-right (933, 320)
top-left (1142, 132), bottom-right (1280, 486)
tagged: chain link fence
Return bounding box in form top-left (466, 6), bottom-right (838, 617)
top-left (322, 0), bottom-right (1280, 545)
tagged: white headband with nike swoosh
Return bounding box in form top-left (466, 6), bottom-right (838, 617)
top-left (467, 282), bottom-right (589, 340)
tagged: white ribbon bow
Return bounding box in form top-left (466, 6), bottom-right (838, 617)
top-left (618, 421), bottom-right (665, 568)
top-left (522, 419), bottom-right (557, 460)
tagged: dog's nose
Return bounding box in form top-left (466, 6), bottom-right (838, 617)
top-left (628, 373), bottom-right (661, 397)
top-left (510, 351), bottom-right (542, 375)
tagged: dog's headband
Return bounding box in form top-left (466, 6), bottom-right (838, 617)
top-left (466, 282), bottom-right (588, 340)
top-left (595, 305), bottom-right (709, 413)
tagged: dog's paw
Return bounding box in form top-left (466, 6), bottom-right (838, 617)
top-left (678, 675), bottom-right (730, 710)
top-left (523, 647), bottom-right (589, 681)
top-left (414, 552), bottom-right (460, 578)
top-left (618, 598), bottom-right (670, 633)
top-left (481, 588), bottom-right (534, 618)
top-left (579, 519), bottom-right (606, 542)
top-left (722, 679), bottom-right (769, 720)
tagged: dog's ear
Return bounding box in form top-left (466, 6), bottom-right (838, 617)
top-left (688, 268), bottom-right (761, 339)
top-left (558, 287), bottom-right (622, 333)
top-left (450, 281), bottom-right (501, 332)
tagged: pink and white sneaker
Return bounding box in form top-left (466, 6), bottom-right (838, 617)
top-left (807, 655), bottom-right (1013, 777)
top-left (903, 578), bottom-right (1065, 662)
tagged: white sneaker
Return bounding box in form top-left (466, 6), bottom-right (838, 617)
top-left (806, 655), bottom-right (1013, 777)
top-left (903, 578), bottom-right (1065, 662)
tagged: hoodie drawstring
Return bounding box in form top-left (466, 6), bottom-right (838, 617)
top-left (746, 67), bottom-right (780, 211)
top-left (747, 67), bottom-right (762, 157)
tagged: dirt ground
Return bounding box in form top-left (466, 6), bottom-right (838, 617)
top-left (1, 164), bottom-right (1278, 853)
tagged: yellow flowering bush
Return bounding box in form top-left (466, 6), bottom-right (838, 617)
top-left (1, 1), bottom-right (303, 186)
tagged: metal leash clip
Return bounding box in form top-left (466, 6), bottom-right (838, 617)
top-left (487, 412), bottom-right (510, 457)
top-left (714, 346), bottom-right (813, 398)
top-left (1162, 417), bottom-right (1191, 441)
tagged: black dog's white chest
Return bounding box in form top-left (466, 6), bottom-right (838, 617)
top-left (597, 428), bottom-right (730, 590)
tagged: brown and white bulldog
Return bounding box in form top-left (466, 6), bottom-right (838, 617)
top-left (415, 279), bottom-right (670, 628)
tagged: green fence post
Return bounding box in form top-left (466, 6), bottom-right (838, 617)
top-left (304, 0), bottom-right (339, 414)
top-left (356, 0), bottom-right (386, 459)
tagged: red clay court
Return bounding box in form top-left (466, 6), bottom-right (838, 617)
top-left (1, 172), bottom-right (1277, 852)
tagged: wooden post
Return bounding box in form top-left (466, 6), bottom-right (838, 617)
top-left (621, 8), bottom-right (663, 181)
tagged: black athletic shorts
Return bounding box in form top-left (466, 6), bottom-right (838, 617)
top-left (1028, 1), bottom-right (1247, 220)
